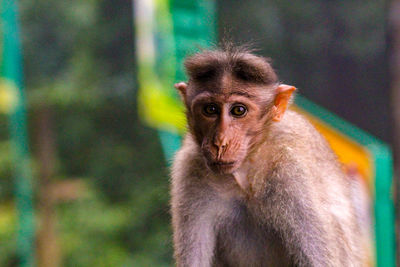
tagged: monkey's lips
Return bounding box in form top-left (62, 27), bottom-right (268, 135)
top-left (208, 160), bottom-right (237, 173)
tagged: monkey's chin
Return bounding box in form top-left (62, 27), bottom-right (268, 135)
top-left (207, 161), bottom-right (239, 174)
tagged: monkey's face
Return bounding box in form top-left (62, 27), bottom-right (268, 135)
top-left (177, 49), bottom-right (294, 174)
top-left (188, 89), bottom-right (270, 174)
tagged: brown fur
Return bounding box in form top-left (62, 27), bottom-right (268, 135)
top-left (171, 47), bottom-right (364, 267)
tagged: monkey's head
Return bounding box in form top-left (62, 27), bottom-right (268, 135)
top-left (175, 48), bottom-right (296, 174)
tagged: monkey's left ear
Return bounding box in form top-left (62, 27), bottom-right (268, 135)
top-left (174, 82), bottom-right (187, 101)
top-left (272, 84), bottom-right (296, 122)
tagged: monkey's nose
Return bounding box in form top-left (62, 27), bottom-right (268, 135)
top-left (213, 136), bottom-right (227, 149)
top-left (213, 137), bottom-right (228, 159)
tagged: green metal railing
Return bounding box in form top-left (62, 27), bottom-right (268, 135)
top-left (296, 95), bottom-right (395, 267)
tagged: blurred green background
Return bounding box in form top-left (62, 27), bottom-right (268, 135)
top-left (0, 0), bottom-right (391, 266)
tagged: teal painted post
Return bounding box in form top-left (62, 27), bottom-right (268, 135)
top-left (371, 144), bottom-right (395, 267)
top-left (1, 1), bottom-right (35, 266)
top-left (158, 130), bottom-right (181, 164)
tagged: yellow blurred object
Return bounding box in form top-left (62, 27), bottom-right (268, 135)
top-left (137, 78), bottom-right (186, 134)
top-left (0, 78), bottom-right (19, 114)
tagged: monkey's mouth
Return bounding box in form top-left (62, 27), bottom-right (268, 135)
top-left (212, 161), bottom-right (236, 166)
top-left (208, 160), bottom-right (237, 173)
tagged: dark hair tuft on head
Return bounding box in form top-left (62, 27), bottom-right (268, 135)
top-left (184, 42), bottom-right (278, 85)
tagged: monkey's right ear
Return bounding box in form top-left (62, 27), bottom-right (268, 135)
top-left (272, 84), bottom-right (296, 122)
top-left (174, 82), bottom-right (187, 101)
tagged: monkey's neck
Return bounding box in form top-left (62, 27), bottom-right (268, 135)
top-left (232, 165), bottom-right (251, 192)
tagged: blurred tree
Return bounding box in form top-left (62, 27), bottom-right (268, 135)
top-left (35, 107), bottom-right (60, 267)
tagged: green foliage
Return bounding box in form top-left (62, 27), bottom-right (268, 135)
top-left (58, 182), bottom-right (172, 267)
top-left (0, 203), bottom-right (17, 266)
top-left (1, 0), bottom-right (172, 266)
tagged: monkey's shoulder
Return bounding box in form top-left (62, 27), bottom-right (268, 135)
top-left (271, 110), bottom-right (339, 161)
top-left (275, 110), bottom-right (325, 141)
top-left (261, 110), bottom-right (347, 188)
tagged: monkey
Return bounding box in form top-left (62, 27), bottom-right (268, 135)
top-left (170, 46), bottom-right (365, 267)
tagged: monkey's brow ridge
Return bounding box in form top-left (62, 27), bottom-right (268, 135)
top-left (229, 91), bottom-right (254, 98)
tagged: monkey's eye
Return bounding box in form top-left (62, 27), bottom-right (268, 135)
top-left (203, 104), bottom-right (219, 116)
top-left (230, 105), bottom-right (247, 117)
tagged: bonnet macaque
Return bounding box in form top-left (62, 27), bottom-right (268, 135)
top-left (171, 47), bottom-right (364, 266)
